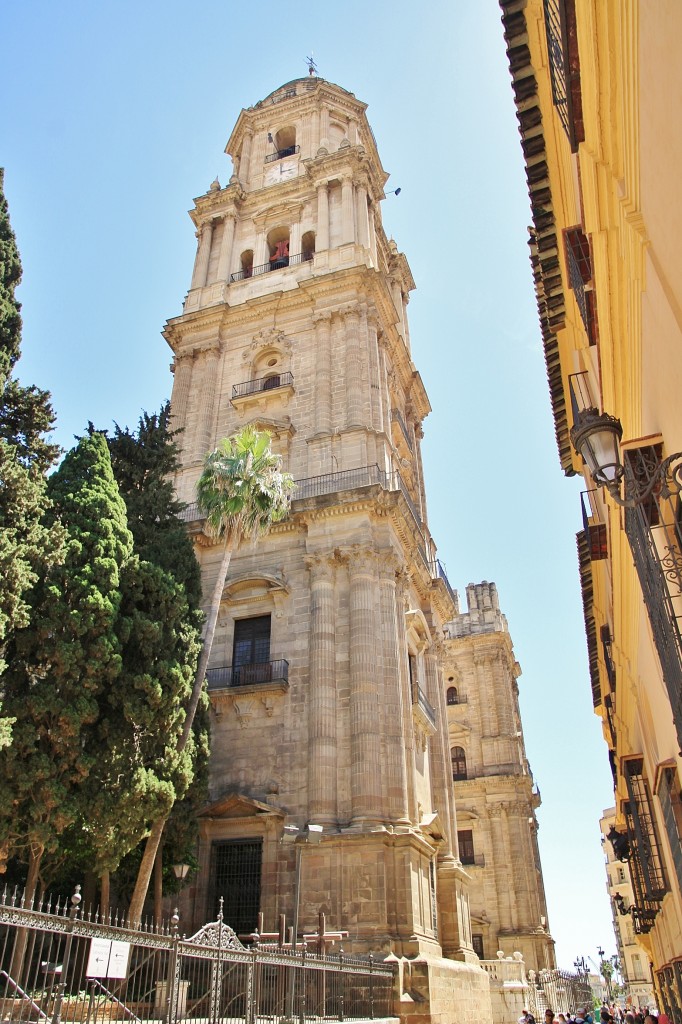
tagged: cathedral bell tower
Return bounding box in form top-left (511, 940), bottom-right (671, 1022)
top-left (165, 77), bottom-right (486, 996)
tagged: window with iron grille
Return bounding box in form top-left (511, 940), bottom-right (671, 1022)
top-left (451, 746), bottom-right (467, 781)
top-left (233, 615), bottom-right (271, 668)
top-left (429, 860), bottom-right (438, 938)
top-left (543, 0), bottom-right (584, 151)
top-left (600, 625), bottom-right (616, 690)
top-left (472, 934), bottom-right (484, 959)
top-left (624, 759), bottom-right (667, 932)
top-left (657, 767), bottom-right (682, 898)
top-left (446, 686), bottom-right (459, 705)
top-left (211, 838), bottom-right (263, 933)
top-left (458, 829), bottom-right (475, 866)
top-left (623, 445), bottom-right (682, 752)
top-left (564, 227), bottom-right (598, 344)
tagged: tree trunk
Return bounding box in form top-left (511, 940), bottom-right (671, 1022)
top-left (128, 541), bottom-right (234, 926)
top-left (154, 842), bottom-right (163, 928)
top-left (100, 869), bottom-right (110, 921)
top-left (179, 540), bottom-right (234, 750)
top-left (10, 845), bottom-right (43, 983)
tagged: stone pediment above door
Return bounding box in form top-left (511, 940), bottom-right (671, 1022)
top-left (199, 792), bottom-right (286, 820)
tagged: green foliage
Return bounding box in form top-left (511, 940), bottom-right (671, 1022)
top-left (197, 425), bottom-right (295, 545)
top-left (0, 433), bottom-right (132, 865)
top-left (0, 169), bottom-right (61, 749)
top-left (0, 169), bottom-right (22, 387)
top-left (104, 404), bottom-right (202, 609)
top-left (81, 557), bottom-right (201, 875)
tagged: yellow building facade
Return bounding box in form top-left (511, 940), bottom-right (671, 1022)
top-left (500, 0), bottom-right (682, 1006)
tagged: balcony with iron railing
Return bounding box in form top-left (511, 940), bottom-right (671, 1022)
top-left (412, 681), bottom-right (437, 730)
top-left (264, 144), bottom-right (300, 163)
top-left (565, 227), bottom-right (598, 344)
top-left (543, 0), bottom-right (584, 152)
top-left (206, 659), bottom-right (289, 691)
top-left (460, 852), bottom-right (485, 868)
top-left (231, 372), bottom-right (294, 402)
top-left (391, 407), bottom-right (414, 452)
top-left (230, 251), bottom-right (312, 282)
top-left (180, 464), bottom-right (441, 584)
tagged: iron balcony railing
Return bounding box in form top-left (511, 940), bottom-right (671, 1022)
top-left (411, 681), bottom-right (436, 729)
top-left (206, 660), bottom-right (289, 690)
top-left (230, 251), bottom-right (312, 282)
top-left (447, 692), bottom-right (468, 706)
top-left (264, 144), bottom-right (300, 163)
top-left (391, 407), bottom-right (414, 451)
top-left (432, 558), bottom-right (457, 608)
top-left (460, 853), bottom-right (485, 867)
top-left (565, 227), bottom-right (597, 344)
top-left (543, 0), bottom-right (584, 152)
top-left (232, 371), bottom-right (294, 400)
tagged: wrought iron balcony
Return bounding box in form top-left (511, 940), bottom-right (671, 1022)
top-left (623, 757), bottom-right (668, 933)
top-left (391, 407), bottom-right (414, 452)
top-left (543, 0), bottom-right (584, 152)
top-left (580, 489), bottom-right (607, 560)
top-left (460, 852), bottom-right (485, 867)
top-left (231, 372), bottom-right (294, 401)
top-left (264, 144), bottom-right (300, 163)
top-left (206, 659), bottom-right (289, 690)
top-left (447, 692), bottom-right (468, 706)
top-left (412, 681), bottom-right (436, 729)
top-left (565, 227), bottom-right (597, 344)
top-left (230, 251), bottom-right (312, 282)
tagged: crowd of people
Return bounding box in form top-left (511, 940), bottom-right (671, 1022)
top-left (520, 1006), bottom-right (666, 1024)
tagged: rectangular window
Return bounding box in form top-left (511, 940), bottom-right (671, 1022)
top-left (211, 838), bottom-right (263, 934)
top-left (624, 758), bottom-right (668, 932)
top-left (233, 614), bottom-right (271, 667)
top-left (458, 829), bottom-right (475, 865)
top-left (632, 954), bottom-right (643, 980)
top-left (472, 934), bottom-right (484, 959)
top-left (657, 766), bottom-right (682, 896)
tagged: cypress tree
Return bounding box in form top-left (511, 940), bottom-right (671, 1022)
top-left (0, 433), bottom-right (133, 896)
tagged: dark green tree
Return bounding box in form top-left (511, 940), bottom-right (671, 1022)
top-left (0, 432), bottom-right (133, 898)
top-left (0, 169), bottom-right (62, 751)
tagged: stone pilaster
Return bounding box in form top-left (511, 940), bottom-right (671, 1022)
top-left (367, 314), bottom-right (383, 435)
top-left (319, 103), bottom-right (329, 147)
top-left (170, 353), bottom-right (193, 450)
top-left (344, 307), bottom-right (363, 430)
top-left (378, 556), bottom-right (410, 823)
top-left (254, 226), bottom-right (268, 271)
top-left (240, 129), bottom-right (253, 187)
top-left (310, 109), bottom-right (320, 155)
top-left (341, 175), bottom-right (355, 245)
top-left (489, 804), bottom-right (513, 931)
top-left (316, 183), bottom-right (329, 250)
top-left (425, 645), bottom-right (456, 857)
top-left (347, 546), bottom-right (383, 825)
top-left (194, 345), bottom-right (220, 462)
top-left (216, 212), bottom-right (236, 281)
top-left (313, 312), bottom-right (332, 436)
top-left (306, 552), bottom-right (338, 825)
top-left (356, 183), bottom-right (370, 248)
top-left (289, 212), bottom-right (302, 258)
top-left (191, 221), bottom-right (214, 289)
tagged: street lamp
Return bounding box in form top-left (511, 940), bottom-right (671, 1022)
top-left (570, 407), bottom-right (682, 507)
top-left (172, 863), bottom-right (191, 881)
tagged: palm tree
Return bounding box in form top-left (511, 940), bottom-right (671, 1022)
top-left (127, 427), bottom-right (294, 924)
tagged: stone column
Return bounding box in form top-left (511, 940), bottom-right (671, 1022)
top-left (367, 317), bottom-right (383, 435)
top-left (319, 104), bottom-right (330, 147)
top-left (194, 345), bottom-right (220, 462)
top-left (190, 221), bottom-right (214, 289)
top-left (348, 547), bottom-right (383, 825)
top-left (341, 176), bottom-right (355, 245)
top-left (368, 204), bottom-right (378, 265)
top-left (216, 213), bottom-right (236, 282)
top-left (240, 130), bottom-right (253, 187)
top-left (316, 183), bottom-right (329, 250)
top-left (395, 568), bottom-right (418, 823)
top-left (489, 805), bottom-right (513, 931)
top-left (170, 353), bottom-right (194, 453)
top-left (311, 109), bottom-right (320, 154)
top-left (475, 652), bottom-right (495, 739)
top-left (289, 213), bottom-right (302, 259)
top-left (254, 226), bottom-right (268, 273)
top-left (313, 312), bottom-right (332, 436)
top-left (424, 646), bottom-right (456, 857)
top-left (378, 557), bottom-right (410, 823)
top-left (344, 307), bottom-right (363, 429)
top-left (501, 803), bottom-right (519, 927)
top-left (306, 553), bottom-right (338, 825)
top-left (356, 184), bottom-right (370, 249)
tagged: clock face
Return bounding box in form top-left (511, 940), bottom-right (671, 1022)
top-left (264, 158), bottom-right (298, 186)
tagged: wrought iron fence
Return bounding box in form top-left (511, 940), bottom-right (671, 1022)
top-left (0, 887), bottom-right (394, 1024)
top-left (527, 967), bottom-right (593, 1017)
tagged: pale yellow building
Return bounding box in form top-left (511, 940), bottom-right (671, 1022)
top-left (444, 582), bottom-right (555, 974)
top-left (500, 0), bottom-right (682, 1007)
top-left (600, 807), bottom-right (656, 1010)
top-left (166, 75), bottom-right (496, 1024)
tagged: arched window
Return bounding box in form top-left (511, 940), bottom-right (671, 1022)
top-left (302, 230), bottom-right (315, 262)
top-left (268, 226), bottom-right (290, 269)
top-left (262, 375), bottom-right (281, 391)
top-left (274, 126), bottom-right (297, 158)
top-left (446, 687), bottom-right (458, 705)
top-left (451, 746), bottom-right (467, 781)
top-left (240, 249), bottom-right (253, 279)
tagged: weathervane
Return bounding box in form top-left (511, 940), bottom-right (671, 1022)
top-left (306, 54), bottom-right (318, 76)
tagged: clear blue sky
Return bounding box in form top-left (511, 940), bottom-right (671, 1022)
top-left (4, 0), bottom-right (615, 968)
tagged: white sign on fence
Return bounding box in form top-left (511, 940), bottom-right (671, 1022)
top-left (86, 937), bottom-right (131, 979)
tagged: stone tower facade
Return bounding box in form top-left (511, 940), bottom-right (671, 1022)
top-left (443, 582), bottom-right (556, 973)
top-left (165, 76), bottom-right (492, 1018)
